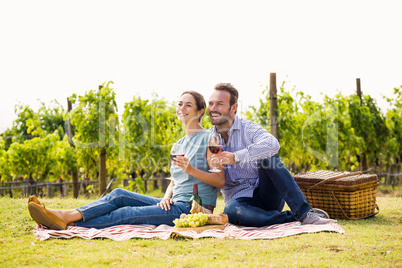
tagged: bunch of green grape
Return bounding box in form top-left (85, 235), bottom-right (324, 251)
top-left (173, 212), bottom-right (208, 228)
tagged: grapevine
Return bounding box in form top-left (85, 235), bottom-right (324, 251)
top-left (1, 82), bottom-right (401, 191)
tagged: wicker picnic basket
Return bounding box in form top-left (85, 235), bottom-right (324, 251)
top-left (293, 170), bottom-right (379, 220)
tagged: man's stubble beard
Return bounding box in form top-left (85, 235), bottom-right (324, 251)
top-left (210, 115), bottom-right (233, 135)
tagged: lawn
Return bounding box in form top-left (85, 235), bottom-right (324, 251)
top-left (0, 195), bottom-right (401, 267)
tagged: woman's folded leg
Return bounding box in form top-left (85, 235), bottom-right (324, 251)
top-left (76, 188), bottom-right (162, 222)
top-left (75, 201), bottom-right (191, 229)
top-left (28, 189), bottom-right (183, 229)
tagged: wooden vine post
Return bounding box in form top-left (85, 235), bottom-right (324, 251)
top-left (356, 78), bottom-right (368, 172)
top-left (98, 85), bottom-right (107, 197)
top-left (67, 98), bottom-right (79, 198)
top-left (269, 73), bottom-right (279, 140)
top-left (356, 78), bottom-right (363, 106)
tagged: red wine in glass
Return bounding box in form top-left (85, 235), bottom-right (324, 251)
top-left (208, 133), bottom-right (222, 172)
top-left (170, 154), bottom-right (185, 161)
top-left (170, 143), bottom-right (185, 180)
top-left (208, 146), bottom-right (222, 154)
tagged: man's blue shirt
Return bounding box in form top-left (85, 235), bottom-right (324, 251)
top-left (210, 115), bottom-right (280, 203)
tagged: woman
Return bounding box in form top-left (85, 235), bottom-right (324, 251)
top-left (28, 91), bottom-right (225, 230)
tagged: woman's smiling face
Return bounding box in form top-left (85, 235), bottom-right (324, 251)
top-left (176, 93), bottom-right (204, 125)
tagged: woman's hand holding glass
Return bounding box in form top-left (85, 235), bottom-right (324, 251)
top-left (170, 143), bottom-right (185, 180)
top-left (170, 143), bottom-right (185, 165)
top-left (170, 143), bottom-right (193, 172)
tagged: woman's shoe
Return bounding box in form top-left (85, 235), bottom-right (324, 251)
top-left (28, 196), bottom-right (42, 225)
top-left (28, 195), bottom-right (41, 205)
top-left (28, 202), bottom-right (67, 230)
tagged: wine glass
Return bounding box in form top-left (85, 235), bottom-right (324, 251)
top-left (208, 133), bottom-right (223, 172)
top-left (170, 143), bottom-right (185, 180)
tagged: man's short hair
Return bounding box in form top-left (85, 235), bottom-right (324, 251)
top-left (214, 83), bottom-right (239, 107)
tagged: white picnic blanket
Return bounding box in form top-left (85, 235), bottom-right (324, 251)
top-left (33, 221), bottom-right (345, 241)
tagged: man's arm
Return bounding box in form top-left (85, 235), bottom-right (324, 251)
top-left (235, 124), bottom-right (280, 163)
top-left (214, 122), bottom-right (279, 165)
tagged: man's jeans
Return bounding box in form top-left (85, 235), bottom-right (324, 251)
top-left (75, 188), bottom-right (190, 229)
top-left (224, 155), bottom-right (312, 227)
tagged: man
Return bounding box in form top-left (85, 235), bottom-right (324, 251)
top-left (208, 83), bottom-right (335, 226)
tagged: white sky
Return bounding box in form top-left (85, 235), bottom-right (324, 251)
top-left (1, 1), bottom-right (401, 133)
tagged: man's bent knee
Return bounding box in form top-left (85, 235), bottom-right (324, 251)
top-left (259, 154), bottom-right (282, 170)
top-left (223, 200), bottom-right (248, 225)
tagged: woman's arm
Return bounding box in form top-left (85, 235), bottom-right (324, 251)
top-left (173, 148), bottom-right (225, 189)
top-left (157, 180), bottom-right (175, 211)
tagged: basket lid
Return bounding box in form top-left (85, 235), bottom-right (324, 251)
top-left (293, 170), bottom-right (378, 186)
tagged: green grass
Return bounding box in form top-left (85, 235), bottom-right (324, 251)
top-left (1, 196), bottom-right (401, 268)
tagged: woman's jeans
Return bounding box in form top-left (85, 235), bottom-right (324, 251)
top-left (224, 155), bottom-right (312, 227)
top-left (74, 188), bottom-right (190, 229)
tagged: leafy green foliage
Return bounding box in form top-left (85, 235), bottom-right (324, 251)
top-left (0, 104), bottom-right (36, 151)
top-left (52, 136), bottom-right (78, 178)
top-left (26, 100), bottom-right (66, 139)
top-left (0, 137), bottom-right (11, 181)
top-left (1, 81), bottom-right (401, 189)
top-left (0, 101), bottom-right (68, 182)
top-left (0, 101), bottom-right (66, 150)
top-left (122, 96), bottom-right (181, 180)
top-left (67, 81), bottom-right (119, 179)
top-left (68, 82), bottom-right (118, 150)
top-left (384, 86), bottom-right (402, 165)
top-left (11, 104), bottom-right (36, 142)
top-left (349, 95), bottom-right (388, 166)
top-left (247, 83), bottom-right (401, 176)
top-left (7, 132), bottom-right (59, 181)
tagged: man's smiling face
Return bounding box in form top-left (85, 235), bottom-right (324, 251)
top-left (208, 90), bottom-right (236, 126)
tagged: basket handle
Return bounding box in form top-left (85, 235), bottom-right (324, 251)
top-left (330, 191), bottom-right (380, 220)
top-left (307, 171), bottom-right (362, 191)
